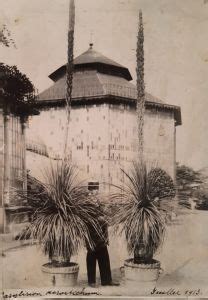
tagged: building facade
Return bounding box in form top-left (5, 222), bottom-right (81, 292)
top-left (27, 44), bottom-right (182, 195)
top-left (0, 107), bottom-right (27, 233)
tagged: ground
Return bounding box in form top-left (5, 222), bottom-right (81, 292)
top-left (1, 208), bottom-right (208, 297)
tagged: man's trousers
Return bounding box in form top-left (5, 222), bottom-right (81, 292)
top-left (86, 245), bottom-right (112, 285)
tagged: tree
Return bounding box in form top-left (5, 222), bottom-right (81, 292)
top-left (176, 164), bottom-right (203, 209)
top-left (0, 24), bottom-right (16, 48)
top-left (176, 164), bottom-right (202, 190)
top-left (0, 24), bottom-right (35, 111)
top-left (0, 63), bottom-right (35, 104)
top-left (194, 189), bottom-right (208, 210)
top-left (136, 10), bottom-right (145, 162)
top-left (148, 168), bottom-right (176, 200)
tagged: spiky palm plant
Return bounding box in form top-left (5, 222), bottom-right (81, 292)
top-left (17, 161), bottom-right (103, 265)
top-left (111, 163), bottom-right (175, 264)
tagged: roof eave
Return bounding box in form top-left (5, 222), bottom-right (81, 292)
top-left (49, 65), bottom-right (66, 81)
top-left (48, 62), bottom-right (132, 82)
top-left (35, 95), bottom-right (182, 125)
top-left (146, 100), bottom-right (182, 126)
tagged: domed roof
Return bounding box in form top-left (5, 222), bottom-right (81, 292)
top-left (49, 44), bottom-right (132, 82)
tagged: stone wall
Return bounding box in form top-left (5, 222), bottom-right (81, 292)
top-left (144, 108), bottom-right (175, 179)
top-left (27, 102), bottom-right (176, 195)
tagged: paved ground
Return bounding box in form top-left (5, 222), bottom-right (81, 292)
top-left (1, 209), bottom-right (208, 297)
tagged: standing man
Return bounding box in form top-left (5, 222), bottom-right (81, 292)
top-left (86, 201), bottom-right (119, 287)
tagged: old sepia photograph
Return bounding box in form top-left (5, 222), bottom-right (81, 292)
top-left (0, 0), bottom-right (208, 298)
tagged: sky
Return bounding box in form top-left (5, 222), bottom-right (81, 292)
top-left (1, 0), bottom-right (208, 170)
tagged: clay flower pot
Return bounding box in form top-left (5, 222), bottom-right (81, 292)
top-left (124, 258), bottom-right (162, 283)
top-left (42, 261), bottom-right (79, 287)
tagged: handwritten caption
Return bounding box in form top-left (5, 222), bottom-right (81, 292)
top-left (151, 287), bottom-right (202, 297)
top-left (2, 288), bottom-right (101, 298)
top-left (2, 287), bottom-right (204, 298)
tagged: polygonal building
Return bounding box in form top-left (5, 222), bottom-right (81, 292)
top-left (27, 44), bottom-right (181, 195)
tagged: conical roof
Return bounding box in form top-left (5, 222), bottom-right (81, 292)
top-left (49, 44), bottom-right (132, 82)
top-left (74, 44), bottom-right (124, 68)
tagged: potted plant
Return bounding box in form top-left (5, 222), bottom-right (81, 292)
top-left (16, 161), bottom-right (103, 287)
top-left (110, 162), bottom-right (175, 284)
